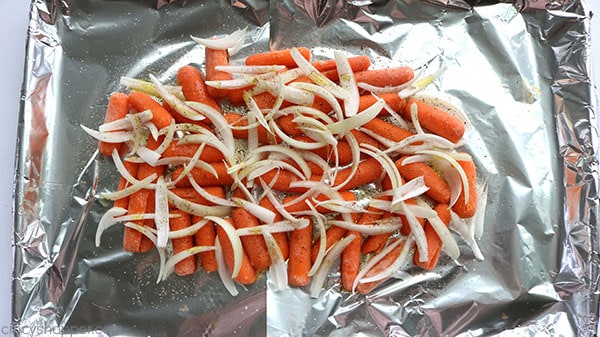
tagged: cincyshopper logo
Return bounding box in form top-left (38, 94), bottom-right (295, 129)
top-left (3, 325), bottom-right (104, 336)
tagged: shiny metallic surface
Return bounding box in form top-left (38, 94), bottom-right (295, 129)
top-left (12, 0), bottom-right (598, 336)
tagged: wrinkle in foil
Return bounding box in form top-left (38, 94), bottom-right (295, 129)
top-left (12, 0), bottom-right (599, 336)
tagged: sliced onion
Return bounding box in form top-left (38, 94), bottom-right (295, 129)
top-left (263, 229), bottom-right (288, 292)
top-left (187, 175), bottom-right (236, 207)
top-left (334, 51), bottom-right (359, 117)
top-left (450, 211), bottom-right (484, 260)
top-left (99, 110), bottom-right (153, 132)
top-left (179, 133), bottom-right (231, 162)
top-left (288, 82), bottom-right (344, 120)
top-left (253, 145), bottom-right (312, 179)
top-left (410, 102), bottom-right (425, 135)
top-left (149, 74), bottom-right (206, 123)
top-left (399, 201), bottom-right (428, 262)
top-left (328, 98), bottom-right (384, 135)
top-left (215, 65), bottom-right (285, 74)
top-left (236, 219), bottom-right (309, 236)
top-left (472, 178), bottom-right (488, 240)
top-left (328, 218), bottom-right (402, 235)
top-left (206, 76), bottom-right (262, 90)
top-left (232, 197), bottom-right (276, 224)
top-left (190, 26), bottom-right (247, 50)
top-left (310, 234), bottom-right (356, 298)
top-left (247, 160), bottom-right (306, 181)
top-left (398, 65), bottom-right (446, 99)
top-left (356, 78), bottom-right (415, 94)
top-left (208, 216), bottom-right (243, 278)
top-left (167, 143), bottom-right (206, 187)
top-left (260, 183), bottom-right (298, 222)
top-left (113, 212), bottom-right (180, 223)
top-left (383, 134), bottom-right (458, 155)
top-left (111, 149), bottom-right (138, 185)
top-left (161, 245), bottom-right (216, 280)
top-left (167, 218), bottom-right (210, 239)
top-left (269, 119), bottom-right (327, 150)
top-left (428, 157), bottom-right (462, 208)
top-left (81, 125), bottom-right (133, 143)
top-left (359, 144), bottom-right (403, 210)
top-left (312, 199), bottom-right (362, 214)
top-left (277, 105), bottom-right (336, 124)
top-left (332, 131), bottom-right (360, 191)
top-left (307, 202), bottom-right (327, 277)
top-left (100, 173), bottom-right (156, 200)
top-left (215, 239), bottom-right (238, 296)
top-left (154, 119), bottom-right (176, 155)
top-left (136, 146), bottom-right (161, 166)
top-left (95, 206), bottom-right (128, 247)
top-left (291, 47), bottom-right (348, 100)
top-left (255, 79), bottom-right (315, 105)
top-left (154, 176), bottom-right (170, 248)
top-left (352, 238), bottom-right (404, 293)
top-left (186, 101), bottom-right (235, 160)
top-left (120, 77), bottom-right (184, 100)
top-left (417, 149), bottom-right (470, 204)
top-left (167, 190), bottom-right (232, 217)
top-left (359, 237), bottom-right (414, 284)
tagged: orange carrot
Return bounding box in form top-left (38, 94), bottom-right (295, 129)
top-left (356, 239), bottom-right (405, 294)
top-left (451, 160), bottom-right (478, 218)
top-left (139, 189), bottom-right (156, 253)
top-left (311, 55), bottom-right (371, 73)
top-left (403, 99), bottom-right (465, 143)
top-left (288, 216), bottom-right (313, 287)
top-left (395, 156), bottom-right (450, 204)
top-left (414, 203), bottom-right (451, 270)
top-left (169, 186), bottom-right (225, 205)
top-left (193, 216), bottom-right (218, 272)
top-left (177, 65), bottom-right (222, 112)
top-left (330, 157), bottom-right (384, 190)
top-left (245, 47), bottom-right (311, 68)
top-left (171, 163), bottom-right (234, 187)
top-left (258, 196), bottom-right (289, 260)
top-left (283, 191), bottom-right (356, 214)
top-left (362, 117), bottom-right (414, 143)
top-left (340, 230), bottom-right (361, 292)
top-left (360, 214), bottom-right (394, 254)
top-left (276, 114), bottom-right (303, 137)
top-left (354, 66), bottom-right (414, 87)
top-left (205, 48), bottom-right (233, 98)
top-left (169, 209), bottom-right (198, 276)
top-left (113, 160), bottom-right (139, 209)
top-left (259, 169), bottom-right (305, 193)
top-left (217, 219), bottom-right (257, 285)
top-left (398, 198), bottom-right (425, 236)
top-left (161, 141), bottom-right (225, 163)
top-left (99, 92), bottom-right (129, 156)
top-left (128, 91), bottom-right (174, 129)
top-left (310, 213), bottom-right (359, 263)
top-left (358, 93), bottom-right (406, 116)
top-left (232, 207), bottom-right (271, 272)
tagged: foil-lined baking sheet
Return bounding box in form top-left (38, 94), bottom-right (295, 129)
top-left (12, 0), bottom-right (599, 336)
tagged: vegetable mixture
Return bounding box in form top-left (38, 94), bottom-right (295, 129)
top-left (83, 28), bottom-right (487, 297)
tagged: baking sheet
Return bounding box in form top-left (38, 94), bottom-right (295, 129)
top-left (12, 0), bottom-right (599, 336)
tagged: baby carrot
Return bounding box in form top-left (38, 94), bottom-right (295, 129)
top-left (398, 198), bottom-right (425, 236)
top-left (232, 207), bottom-right (272, 272)
top-left (205, 48), bottom-right (233, 98)
top-left (452, 159), bottom-right (478, 218)
top-left (311, 55), bottom-right (371, 73)
top-left (340, 230), bottom-right (362, 292)
top-left (258, 169), bottom-right (305, 194)
top-left (311, 213), bottom-right (359, 264)
top-left (193, 216), bottom-right (218, 272)
top-left (169, 186), bottom-right (225, 205)
top-left (258, 196), bottom-right (289, 260)
top-left (169, 209), bottom-right (198, 276)
top-left (358, 93), bottom-right (406, 116)
top-left (245, 47), bottom-right (311, 68)
top-left (354, 66), bottom-right (414, 87)
top-left (356, 239), bottom-right (406, 294)
top-left (362, 117), bottom-right (414, 143)
top-left (171, 162), bottom-right (234, 187)
top-left (331, 157), bottom-right (384, 190)
top-left (403, 99), bottom-right (465, 143)
top-left (360, 214), bottom-right (394, 254)
top-left (99, 92), bottom-right (129, 156)
top-left (139, 190), bottom-right (156, 253)
top-left (217, 219), bottom-right (257, 285)
top-left (395, 155), bottom-right (450, 204)
top-left (128, 91), bottom-right (174, 130)
top-left (177, 65), bottom-right (222, 112)
top-left (225, 112), bottom-right (281, 144)
top-left (276, 114), bottom-right (303, 137)
top-left (288, 216), bottom-right (313, 287)
top-left (161, 141), bottom-right (225, 163)
top-left (113, 160), bottom-right (139, 209)
top-left (413, 203), bottom-right (451, 270)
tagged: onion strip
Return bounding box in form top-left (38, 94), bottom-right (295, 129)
top-left (310, 234), bottom-right (356, 298)
top-left (207, 216), bottom-right (243, 278)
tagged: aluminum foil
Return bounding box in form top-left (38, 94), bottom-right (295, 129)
top-left (12, 0), bottom-right (599, 336)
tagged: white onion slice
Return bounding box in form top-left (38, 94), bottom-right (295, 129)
top-left (356, 77), bottom-right (416, 94)
top-left (154, 176), bottom-right (170, 248)
top-left (136, 146), bottom-right (161, 167)
top-left (208, 216), bottom-right (243, 278)
top-left (99, 110), bottom-right (153, 132)
top-left (472, 178), bottom-right (488, 240)
top-left (307, 202), bottom-right (327, 277)
top-left (358, 237), bottom-right (414, 284)
top-left (253, 145), bottom-right (312, 179)
top-left (262, 229), bottom-right (288, 292)
top-left (334, 51), bottom-right (359, 117)
top-left (120, 77), bottom-right (184, 100)
top-left (149, 74), bottom-right (206, 122)
top-left (99, 173), bottom-right (156, 200)
top-left (450, 211), bottom-right (484, 260)
top-left (81, 125), bottom-right (133, 143)
top-left (428, 214), bottom-right (460, 260)
top-left (410, 102), bottom-right (425, 135)
top-left (417, 149), bottom-right (470, 204)
top-left (269, 119), bottom-right (327, 150)
top-left (167, 218), bottom-right (210, 239)
top-left (328, 218), bottom-right (402, 235)
top-left (327, 98), bottom-right (384, 135)
top-left (190, 27), bottom-right (247, 50)
top-left (399, 201), bottom-right (428, 262)
top-left (232, 197), bottom-right (276, 224)
top-left (290, 47), bottom-right (349, 100)
top-left (310, 234), bottom-right (356, 298)
top-left (154, 119), bottom-right (176, 155)
top-left (161, 245), bottom-right (216, 280)
top-left (398, 66), bottom-right (446, 99)
top-left (186, 101), bottom-right (235, 160)
top-left (215, 240), bottom-right (238, 296)
top-left (95, 207), bottom-right (128, 247)
top-left (111, 149), bottom-right (139, 185)
top-left (206, 76), bottom-right (262, 89)
top-left (167, 190), bottom-right (232, 217)
top-left (333, 131), bottom-right (361, 191)
top-left (167, 143), bottom-right (206, 187)
top-left (288, 82), bottom-right (344, 120)
top-left (187, 175), bottom-right (236, 207)
top-left (352, 238), bottom-right (405, 293)
top-left (413, 93), bottom-right (473, 130)
top-left (236, 219), bottom-right (309, 236)
top-left (123, 221), bottom-right (167, 283)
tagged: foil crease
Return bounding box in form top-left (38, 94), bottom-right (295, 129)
top-left (12, 0), bottom-right (599, 336)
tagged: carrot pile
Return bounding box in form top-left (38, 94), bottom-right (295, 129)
top-left (84, 28), bottom-right (487, 297)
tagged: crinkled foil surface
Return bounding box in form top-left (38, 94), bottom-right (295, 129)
top-left (12, 0), bottom-right (599, 336)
